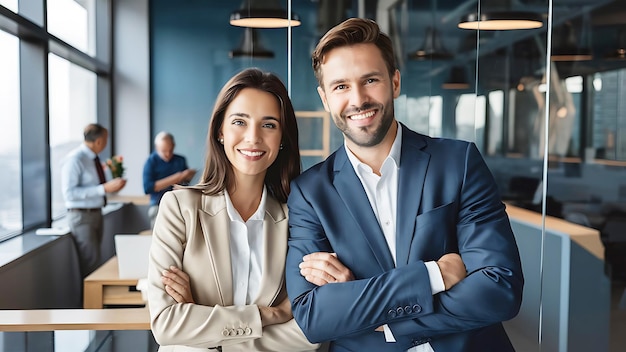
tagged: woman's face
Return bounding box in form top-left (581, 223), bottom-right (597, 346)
top-left (219, 88), bottom-right (283, 182)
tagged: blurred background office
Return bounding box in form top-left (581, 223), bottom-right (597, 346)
top-left (1, 0), bottom-right (626, 351)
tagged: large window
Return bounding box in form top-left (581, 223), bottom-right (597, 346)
top-left (0, 0), bottom-right (17, 12)
top-left (47, 0), bottom-right (95, 55)
top-left (0, 30), bottom-right (22, 241)
top-left (593, 69), bottom-right (626, 161)
top-left (49, 53), bottom-right (98, 219)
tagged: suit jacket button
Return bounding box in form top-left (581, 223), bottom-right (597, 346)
top-left (221, 329), bottom-right (229, 337)
top-left (245, 327), bottom-right (252, 335)
top-left (387, 309), bottom-right (396, 318)
top-left (412, 304), bottom-right (422, 313)
top-left (229, 329), bottom-right (237, 336)
top-left (396, 307), bottom-right (404, 316)
top-left (237, 328), bottom-right (244, 335)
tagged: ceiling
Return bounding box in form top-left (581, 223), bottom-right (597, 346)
top-left (312, 0), bottom-right (626, 87)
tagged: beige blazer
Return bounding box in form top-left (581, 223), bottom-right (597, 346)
top-left (147, 189), bottom-right (319, 352)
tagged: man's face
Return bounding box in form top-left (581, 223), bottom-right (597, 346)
top-left (156, 139), bottom-right (175, 162)
top-left (317, 43), bottom-right (400, 149)
top-left (94, 131), bottom-right (108, 154)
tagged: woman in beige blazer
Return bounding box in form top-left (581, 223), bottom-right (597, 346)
top-left (147, 68), bottom-right (319, 352)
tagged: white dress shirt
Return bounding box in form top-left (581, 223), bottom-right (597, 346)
top-left (224, 187), bottom-right (266, 306)
top-left (61, 143), bottom-right (106, 209)
top-left (345, 125), bottom-right (442, 352)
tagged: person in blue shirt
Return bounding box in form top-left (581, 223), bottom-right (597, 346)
top-left (143, 131), bottom-right (196, 227)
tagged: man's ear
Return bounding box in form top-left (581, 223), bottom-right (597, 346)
top-left (392, 69), bottom-right (401, 99)
top-left (317, 86), bottom-right (330, 112)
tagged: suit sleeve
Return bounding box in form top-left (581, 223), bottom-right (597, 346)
top-left (147, 191), bottom-right (264, 349)
top-left (286, 181), bottom-right (436, 343)
top-left (387, 143), bottom-right (524, 340)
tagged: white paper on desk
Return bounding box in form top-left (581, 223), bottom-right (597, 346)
top-left (35, 227), bottom-right (70, 235)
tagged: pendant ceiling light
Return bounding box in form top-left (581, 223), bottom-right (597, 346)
top-left (409, 1), bottom-right (452, 60)
top-left (551, 20), bottom-right (592, 62)
top-left (409, 27), bottom-right (453, 60)
top-left (605, 27), bottom-right (626, 60)
top-left (229, 28), bottom-right (275, 59)
top-left (442, 66), bottom-right (470, 89)
top-left (230, 0), bottom-right (301, 28)
top-left (458, 0), bottom-right (543, 30)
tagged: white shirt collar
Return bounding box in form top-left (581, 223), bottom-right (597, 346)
top-left (224, 186), bottom-right (267, 223)
top-left (345, 122), bottom-right (402, 172)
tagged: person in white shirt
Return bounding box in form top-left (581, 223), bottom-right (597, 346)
top-left (61, 123), bottom-right (126, 278)
top-left (284, 18), bottom-right (524, 351)
top-left (146, 68), bottom-right (320, 352)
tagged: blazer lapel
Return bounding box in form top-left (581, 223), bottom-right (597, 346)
top-left (198, 194), bottom-right (234, 306)
top-left (254, 198), bottom-right (288, 307)
top-left (396, 125), bottom-right (430, 266)
top-left (333, 149), bottom-right (395, 271)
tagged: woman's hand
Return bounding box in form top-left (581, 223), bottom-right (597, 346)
top-left (258, 298), bottom-right (293, 327)
top-left (161, 266), bottom-right (195, 304)
top-left (299, 252), bottom-right (355, 286)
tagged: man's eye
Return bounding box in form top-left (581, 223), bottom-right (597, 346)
top-left (334, 84), bottom-right (347, 91)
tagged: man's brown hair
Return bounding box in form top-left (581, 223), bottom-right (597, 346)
top-left (312, 18), bottom-right (397, 88)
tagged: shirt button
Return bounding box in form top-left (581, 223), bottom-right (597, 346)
top-left (385, 220), bottom-right (390, 226)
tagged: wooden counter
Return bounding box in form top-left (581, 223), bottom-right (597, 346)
top-left (84, 256), bottom-right (144, 309)
top-left (0, 307), bottom-right (150, 332)
top-left (505, 203), bottom-right (604, 259)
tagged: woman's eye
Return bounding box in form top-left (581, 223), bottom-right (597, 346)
top-left (232, 120), bottom-right (245, 126)
top-left (263, 123), bottom-right (277, 129)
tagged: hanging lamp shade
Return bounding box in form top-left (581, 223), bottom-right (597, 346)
top-left (230, 0), bottom-right (301, 28)
top-left (409, 27), bottom-right (453, 60)
top-left (458, 0), bottom-right (543, 30)
top-left (442, 66), bottom-right (470, 89)
top-left (605, 27), bottom-right (626, 60)
top-left (551, 22), bottom-right (592, 62)
top-left (229, 28), bottom-right (274, 59)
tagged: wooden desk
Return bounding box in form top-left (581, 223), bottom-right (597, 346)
top-left (83, 256), bottom-right (144, 309)
top-left (0, 307), bottom-right (150, 332)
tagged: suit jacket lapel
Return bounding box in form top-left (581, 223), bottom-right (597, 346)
top-left (254, 198), bottom-right (288, 307)
top-left (333, 149), bottom-right (395, 271)
top-left (198, 194), bottom-right (234, 306)
top-left (396, 125), bottom-right (430, 266)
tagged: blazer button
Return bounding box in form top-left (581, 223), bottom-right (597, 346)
top-left (236, 328), bottom-right (244, 336)
top-left (387, 309), bottom-right (396, 318)
top-left (396, 307), bottom-right (404, 316)
top-left (229, 329), bottom-right (236, 336)
top-left (412, 304), bottom-right (422, 313)
top-left (404, 305), bottom-right (412, 314)
top-left (245, 327), bottom-right (252, 335)
top-left (221, 329), bottom-right (229, 337)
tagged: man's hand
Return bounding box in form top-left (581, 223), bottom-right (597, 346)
top-left (162, 266), bottom-right (195, 304)
top-left (179, 169), bottom-right (197, 183)
top-left (259, 297), bottom-right (293, 327)
top-left (104, 178), bottom-right (126, 193)
top-left (436, 253), bottom-right (466, 290)
top-left (299, 252), bottom-right (354, 286)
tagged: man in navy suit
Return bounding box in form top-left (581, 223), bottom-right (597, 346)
top-left (285, 18), bottom-right (524, 351)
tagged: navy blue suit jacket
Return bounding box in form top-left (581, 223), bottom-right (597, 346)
top-left (286, 124), bottom-right (524, 352)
